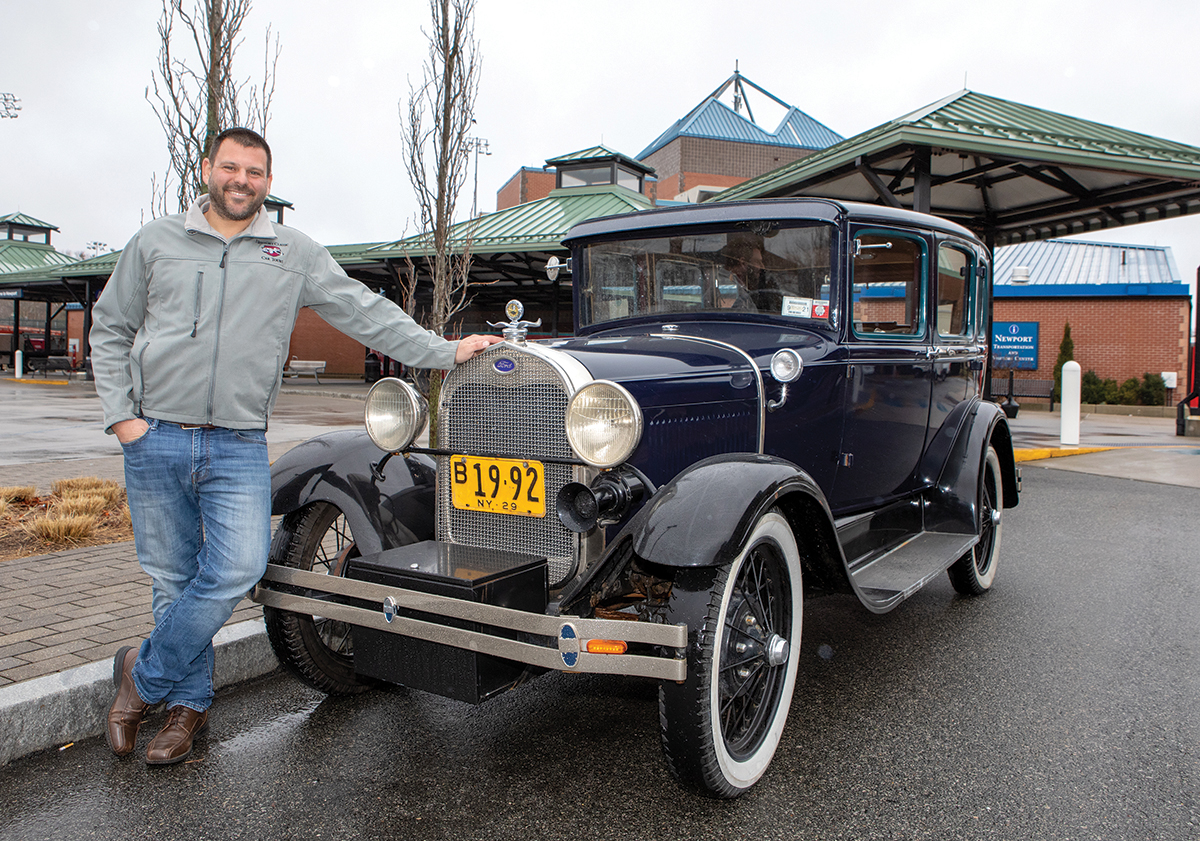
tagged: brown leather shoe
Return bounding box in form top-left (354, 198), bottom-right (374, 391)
top-left (106, 645), bottom-right (149, 757)
top-left (145, 705), bottom-right (208, 765)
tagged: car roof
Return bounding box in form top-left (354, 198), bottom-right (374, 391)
top-left (562, 197), bottom-right (982, 246)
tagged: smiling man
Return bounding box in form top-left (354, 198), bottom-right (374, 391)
top-left (89, 127), bottom-right (498, 766)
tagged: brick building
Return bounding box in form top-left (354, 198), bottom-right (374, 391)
top-left (992, 239), bottom-right (1191, 404)
top-left (637, 69), bottom-right (843, 203)
top-left (497, 71), bottom-right (842, 211)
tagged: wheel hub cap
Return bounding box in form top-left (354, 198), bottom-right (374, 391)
top-left (765, 633), bottom-right (789, 667)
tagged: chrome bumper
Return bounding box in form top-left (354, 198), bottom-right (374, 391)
top-left (253, 564), bottom-right (688, 682)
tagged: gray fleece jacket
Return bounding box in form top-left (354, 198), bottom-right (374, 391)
top-left (90, 197), bottom-right (458, 432)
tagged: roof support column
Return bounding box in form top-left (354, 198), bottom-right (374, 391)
top-left (913, 147), bottom-right (932, 214)
top-left (83, 280), bottom-right (93, 379)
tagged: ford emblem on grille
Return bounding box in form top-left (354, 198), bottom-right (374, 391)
top-left (493, 357), bottom-right (516, 374)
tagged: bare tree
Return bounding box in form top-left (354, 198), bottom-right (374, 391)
top-left (400, 0), bottom-right (482, 442)
top-left (400, 0), bottom-right (481, 339)
top-left (147, 0), bottom-right (280, 216)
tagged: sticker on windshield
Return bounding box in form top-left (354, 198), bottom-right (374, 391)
top-left (781, 296), bottom-right (813, 318)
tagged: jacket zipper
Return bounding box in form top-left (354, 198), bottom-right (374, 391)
top-left (206, 245), bottom-right (231, 423)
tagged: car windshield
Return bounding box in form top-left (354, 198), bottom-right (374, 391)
top-left (576, 223), bottom-right (835, 330)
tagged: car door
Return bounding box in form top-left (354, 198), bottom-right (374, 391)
top-left (926, 240), bottom-right (985, 452)
top-left (830, 228), bottom-right (933, 512)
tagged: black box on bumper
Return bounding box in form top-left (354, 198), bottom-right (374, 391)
top-left (253, 541), bottom-right (688, 702)
top-left (348, 543), bottom-right (547, 703)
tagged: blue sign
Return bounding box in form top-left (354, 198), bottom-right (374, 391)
top-left (992, 321), bottom-right (1039, 370)
top-left (0, 288), bottom-right (23, 299)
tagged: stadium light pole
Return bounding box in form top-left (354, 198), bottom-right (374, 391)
top-left (0, 93), bottom-right (21, 119)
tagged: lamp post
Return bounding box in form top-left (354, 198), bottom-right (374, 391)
top-left (0, 93), bottom-right (21, 119)
top-left (466, 136), bottom-right (491, 218)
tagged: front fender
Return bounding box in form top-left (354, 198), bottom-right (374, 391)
top-left (630, 453), bottom-right (832, 568)
top-left (270, 429), bottom-right (435, 556)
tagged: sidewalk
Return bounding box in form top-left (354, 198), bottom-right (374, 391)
top-left (0, 375), bottom-right (374, 764)
top-left (1, 398), bottom-right (1196, 765)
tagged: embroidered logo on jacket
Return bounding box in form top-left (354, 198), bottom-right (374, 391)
top-left (261, 245), bottom-right (283, 258)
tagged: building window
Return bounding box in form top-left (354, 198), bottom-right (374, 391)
top-left (559, 166), bottom-right (612, 188)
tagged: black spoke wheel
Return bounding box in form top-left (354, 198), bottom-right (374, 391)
top-left (948, 445), bottom-right (1003, 595)
top-left (264, 502), bottom-right (370, 694)
top-left (659, 510), bottom-right (803, 797)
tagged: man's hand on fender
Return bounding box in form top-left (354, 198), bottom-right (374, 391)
top-left (455, 335), bottom-right (503, 364)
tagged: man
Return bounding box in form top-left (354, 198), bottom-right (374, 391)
top-left (90, 127), bottom-right (499, 765)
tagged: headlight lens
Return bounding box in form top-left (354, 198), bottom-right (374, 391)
top-left (565, 381), bottom-right (643, 468)
top-left (364, 378), bottom-right (428, 452)
top-left (770, 348), bottom-right (803, 382)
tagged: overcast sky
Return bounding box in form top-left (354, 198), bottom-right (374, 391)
top-left (3, 0), bottom-right (1199, 298)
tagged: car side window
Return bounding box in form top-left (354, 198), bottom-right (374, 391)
top-left (851, 231), bottom-right (926, 338)
top-left (936, 244), bottom-right (973, 338)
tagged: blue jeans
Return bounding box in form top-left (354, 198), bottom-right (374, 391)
top-left (122, 418), bottom-right (271, 712)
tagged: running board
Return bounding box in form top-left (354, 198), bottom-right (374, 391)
top-left (849, 531), bottom-right (977, 611)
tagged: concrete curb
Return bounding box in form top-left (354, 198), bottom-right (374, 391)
top-left (1014, 446), bottom-right (1113, 462)
top-left (0, 619), bottom-right (278, 765)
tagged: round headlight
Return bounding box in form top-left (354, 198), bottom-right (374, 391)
top-left (364, 378), bottom-right (428, 452)
top-left (770, 348), bottom-right (803, 383)
top-left (565, 381), bottom-right (643, 468)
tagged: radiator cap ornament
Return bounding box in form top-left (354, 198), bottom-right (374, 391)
top-left (488, 299), bottom-right (541, 344)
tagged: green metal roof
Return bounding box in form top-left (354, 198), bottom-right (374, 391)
top-left (0, 212), bottom-right (59, 231)
top-left (55, 250), bottom-right (120, 277)
top-left (0, 241), bottom-right (77, 274)
top-left (544, 145), bottom-right (653, 175)
top-left (370, 184), bottom-right (653, 260)
top-left (715, 90), bottom-right (1200, 245)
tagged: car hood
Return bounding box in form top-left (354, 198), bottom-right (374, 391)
top-left (542, 323), bottom-right (833, 390)
top-left (539, 324), bottom-right (834, 484)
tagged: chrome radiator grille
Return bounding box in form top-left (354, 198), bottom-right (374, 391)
top-left (436, 346), bottom-right (579, 586)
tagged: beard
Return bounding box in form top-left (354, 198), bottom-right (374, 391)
top-left (207, 183), bottom-right (267, 222)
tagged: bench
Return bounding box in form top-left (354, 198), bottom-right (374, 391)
top-left (284, 357), bottom-right (326, 384)
top-left (990, 373), bottom-right (1055, 410)
top-left (25, 355), bottom-right (75, 378)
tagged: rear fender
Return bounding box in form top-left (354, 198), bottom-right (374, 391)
top-left (270, 429), bottom-right (435, 556)
top-left (925, 401), bottom-right (1018, 534)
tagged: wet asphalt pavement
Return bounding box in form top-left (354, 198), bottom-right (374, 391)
top-left (1, 465), bottom-right (1197, 840)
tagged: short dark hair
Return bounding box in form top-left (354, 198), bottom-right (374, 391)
top-left (208, 127), bottom-right (272, 175)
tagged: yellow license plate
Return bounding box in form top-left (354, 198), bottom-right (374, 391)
top-left (450, 455), bottom-right (546, 518)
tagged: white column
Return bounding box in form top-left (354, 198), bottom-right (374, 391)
top-left (1060, 360), bottom-right (1081, 447)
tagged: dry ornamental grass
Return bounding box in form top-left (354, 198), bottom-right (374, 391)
top-left (0, 478), bottom-right (134, 562)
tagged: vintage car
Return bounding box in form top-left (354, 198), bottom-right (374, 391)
top-left (254, 198), bottom-right (1020, 798)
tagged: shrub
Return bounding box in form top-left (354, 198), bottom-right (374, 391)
top-left (1116, 377), bottom-right (1142, 405)
top-left (1102, 378), bottom-right (1120, 404)
top-left (1052, 322), bottom-right (1074, 403)
top-left (56, 494), bottom-right (110, 517)
top-left (24, 514), bottom-right (98, 543)
top-left (1081, 370), bottom-right (1122, 404)
top-left (1138, 373), bottom-right (1166, 407)
top-left (53, 477), bottom-right (123, 506)
top-left (1081, 370), bottom-right (1105, 404)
